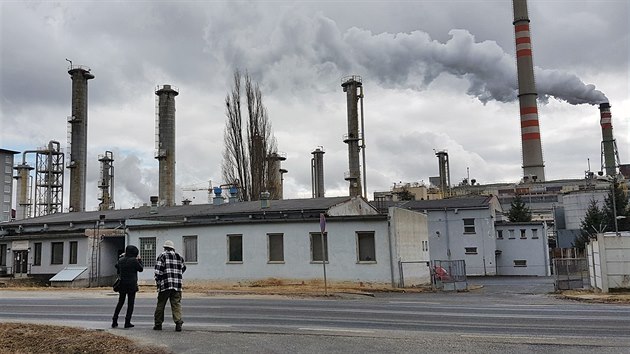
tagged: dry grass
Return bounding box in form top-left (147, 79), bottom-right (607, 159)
top-left (0, 323), bottom-right (170, 354)
top-left (560, 289), bottom-right (630, 303)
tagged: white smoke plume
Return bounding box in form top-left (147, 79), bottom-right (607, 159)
top-left (205, 11), bottom-right (607, 105)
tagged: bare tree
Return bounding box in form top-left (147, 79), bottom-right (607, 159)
top-left (222, 70), bottom-right (277, 201)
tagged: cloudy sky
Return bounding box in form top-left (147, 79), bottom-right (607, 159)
top-left (1, 0), bottom-right (628, 211)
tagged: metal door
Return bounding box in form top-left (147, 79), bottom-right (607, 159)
top-left (13, 251), bottom-right (28, 275)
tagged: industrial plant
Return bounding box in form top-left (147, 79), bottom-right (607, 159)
top-left (0, 0), bottom-right (628, 293)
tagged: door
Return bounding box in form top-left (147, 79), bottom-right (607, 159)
top-left (13, 251), bottom-right (28, 275)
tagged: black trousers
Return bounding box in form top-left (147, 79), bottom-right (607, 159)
top-left (113, 291), bottom-right (137, 321)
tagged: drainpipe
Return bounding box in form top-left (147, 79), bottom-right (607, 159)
top-left (386, 211), bottom-right (396, 287)
top-left (444, 208), bottom-right (451, 261)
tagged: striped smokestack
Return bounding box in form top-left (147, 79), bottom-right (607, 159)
top-left (599, 102), bottom-right (619, 176)
top-left (513, 0), bottom-right (545, 182)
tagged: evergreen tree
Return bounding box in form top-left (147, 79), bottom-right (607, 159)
top-left (602, 180), bottom-right (630, 232)
top-left (576, 199), bottom-right (606, 250)
top-left (507, 195), bottom-right (532, 222)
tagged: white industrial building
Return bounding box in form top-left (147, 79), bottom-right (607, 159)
top-left (495, 221), bottom-right (550, 276)
top-left (0, 196), bottom-right (430, 287)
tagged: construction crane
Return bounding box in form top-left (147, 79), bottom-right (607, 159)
top-left (181, 180), bottom-right (212, 204)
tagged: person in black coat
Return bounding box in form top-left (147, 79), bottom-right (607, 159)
top-left (112, 245), bottom-right (143, 328)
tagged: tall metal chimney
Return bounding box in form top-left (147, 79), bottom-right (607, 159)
top-left (341, 75), bottom-right (364, 197)
top-left (98, 151), bottom-right (115, 211)
top-left (599, 102), bottom-right (620, 176)
top-left (67, 64), bottom-right (94, 212)
top-left (513, 0), bottom-right (545, 182)
top-left (311, 147), bottom-right (325, 198)
top-left (154, 84), bottom-right (179, 207)
top-left (435, 150), bottom-right (451, 198)
top-left (34, 141), bottom-right (64, 217)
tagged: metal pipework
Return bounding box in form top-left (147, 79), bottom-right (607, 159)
top-left (98, 151), bottom-right (115, 210)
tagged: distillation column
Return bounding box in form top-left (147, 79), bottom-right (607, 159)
top-left (267, 152), bottom-right (287, 200)
top-left (98, 151), bottom-right (115, 211)
top-left (67, 65), bottom-right (94, 212)
top-left (155, 84), bottom-right (179, 206)
top-left (513, 0), bottom-right (545, 181)
top-left (311, 147), bottom-right (325, 198)
top-left (14, 159), bottom-right (33, 220)
top-left (341, 76), bottom-right (363, 197)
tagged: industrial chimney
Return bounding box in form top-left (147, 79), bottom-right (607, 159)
top-left (341, 75), bottom-right (366, 197)
top-left (435, 150), bottom-right (451, 198)
top-left (599, 103), bottom-right (620, 176)
top-left (311, 147), bottom-right (325, 198)
top-left (266, 152), bottom-right (287, 200)
top-left (154, 84), bottom-right (179, 207)
top-left (67, 64), bottom-right (94, 212)
top-left (512, 0), bottom-right (545, 182)
top-left (98, 151), bottom-right (115, 211)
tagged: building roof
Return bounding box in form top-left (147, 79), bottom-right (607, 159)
top-left (402, 195), bottom-right (497, 210)
top-left (0, 196), bottom-right (385, 237)
top-left (0, 148), bottom-right (19, 154)
top-left (370, 195), bottom-right (498, 213)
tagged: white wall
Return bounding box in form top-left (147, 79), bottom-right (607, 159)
top-left (128, 218), bottom-right (395, 284)
top-left (589, 232), bottom-right (630, 292)
top-left (389, 207), bottom-right (429, 286)
top-left (495, 223), bottom-right (550, 276)
top-left (427, 208), bottom-right (497, 276)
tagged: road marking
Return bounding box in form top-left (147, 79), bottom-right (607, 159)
top-left (461, 334), bottom-right (557, 340)
top-left (388, 301), bottom-right (441, 305)
top-left (299, 327), bottom-right (374, 334)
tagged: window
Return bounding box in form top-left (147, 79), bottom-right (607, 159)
top-left (268, 234), bottom-right (284, 262)
top-left (532, 229), bottom-right (539, 239)
top-left (227, 234), bottom-right (243, 262)
top-left (51, 242), bottom-right (64, 265)
top-left (422, 240), bottom-right (429, 252)
top-left (520, 229), bottom-right (527, 239)
top-left (33, 243), bottom-right (42, 266)
top-left (139, 237), bottom-right (156, 267)
top-left (514, 260), bottom-right (527, 267)
top-left (357, 232), bottom-right (376, 262)
top-left (183, 236), bottom-right (198, 263)
top-left (465, 247), bottom-right (478, 255)
top-left (69, 241), bottom-right (78, 264)
top-left (0, 244), bottom-right (6, 266)
top-left (497, 230), bottom-right (503, 239)
top-left (310, 232), bottom-right (328, 262)
top-left (463, 218), bottom-right (475, 233)
top-left (508, 229), bottom-right (515, 239)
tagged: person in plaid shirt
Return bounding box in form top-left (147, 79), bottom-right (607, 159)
top-left (153, 240), bottom-right (187, 331)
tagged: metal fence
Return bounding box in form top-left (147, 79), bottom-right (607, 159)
top-left (431, 260), bottom-right (467, 291)
top-left (553, 258), bottom-right (589, 291)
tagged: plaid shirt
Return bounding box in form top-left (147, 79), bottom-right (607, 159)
top-left (154, 249), bottom-right (187, 292)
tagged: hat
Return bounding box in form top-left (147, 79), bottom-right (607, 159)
top-left (163, 240), bottom-right (175, 249)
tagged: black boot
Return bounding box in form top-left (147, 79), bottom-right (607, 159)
top-left (124, 320), bottom-right (134, 328)
top-left (111, 318), bottom-right (118, 328)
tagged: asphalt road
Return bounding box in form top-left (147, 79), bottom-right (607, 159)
top-left (0, 277), bottom-right (629, 353)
